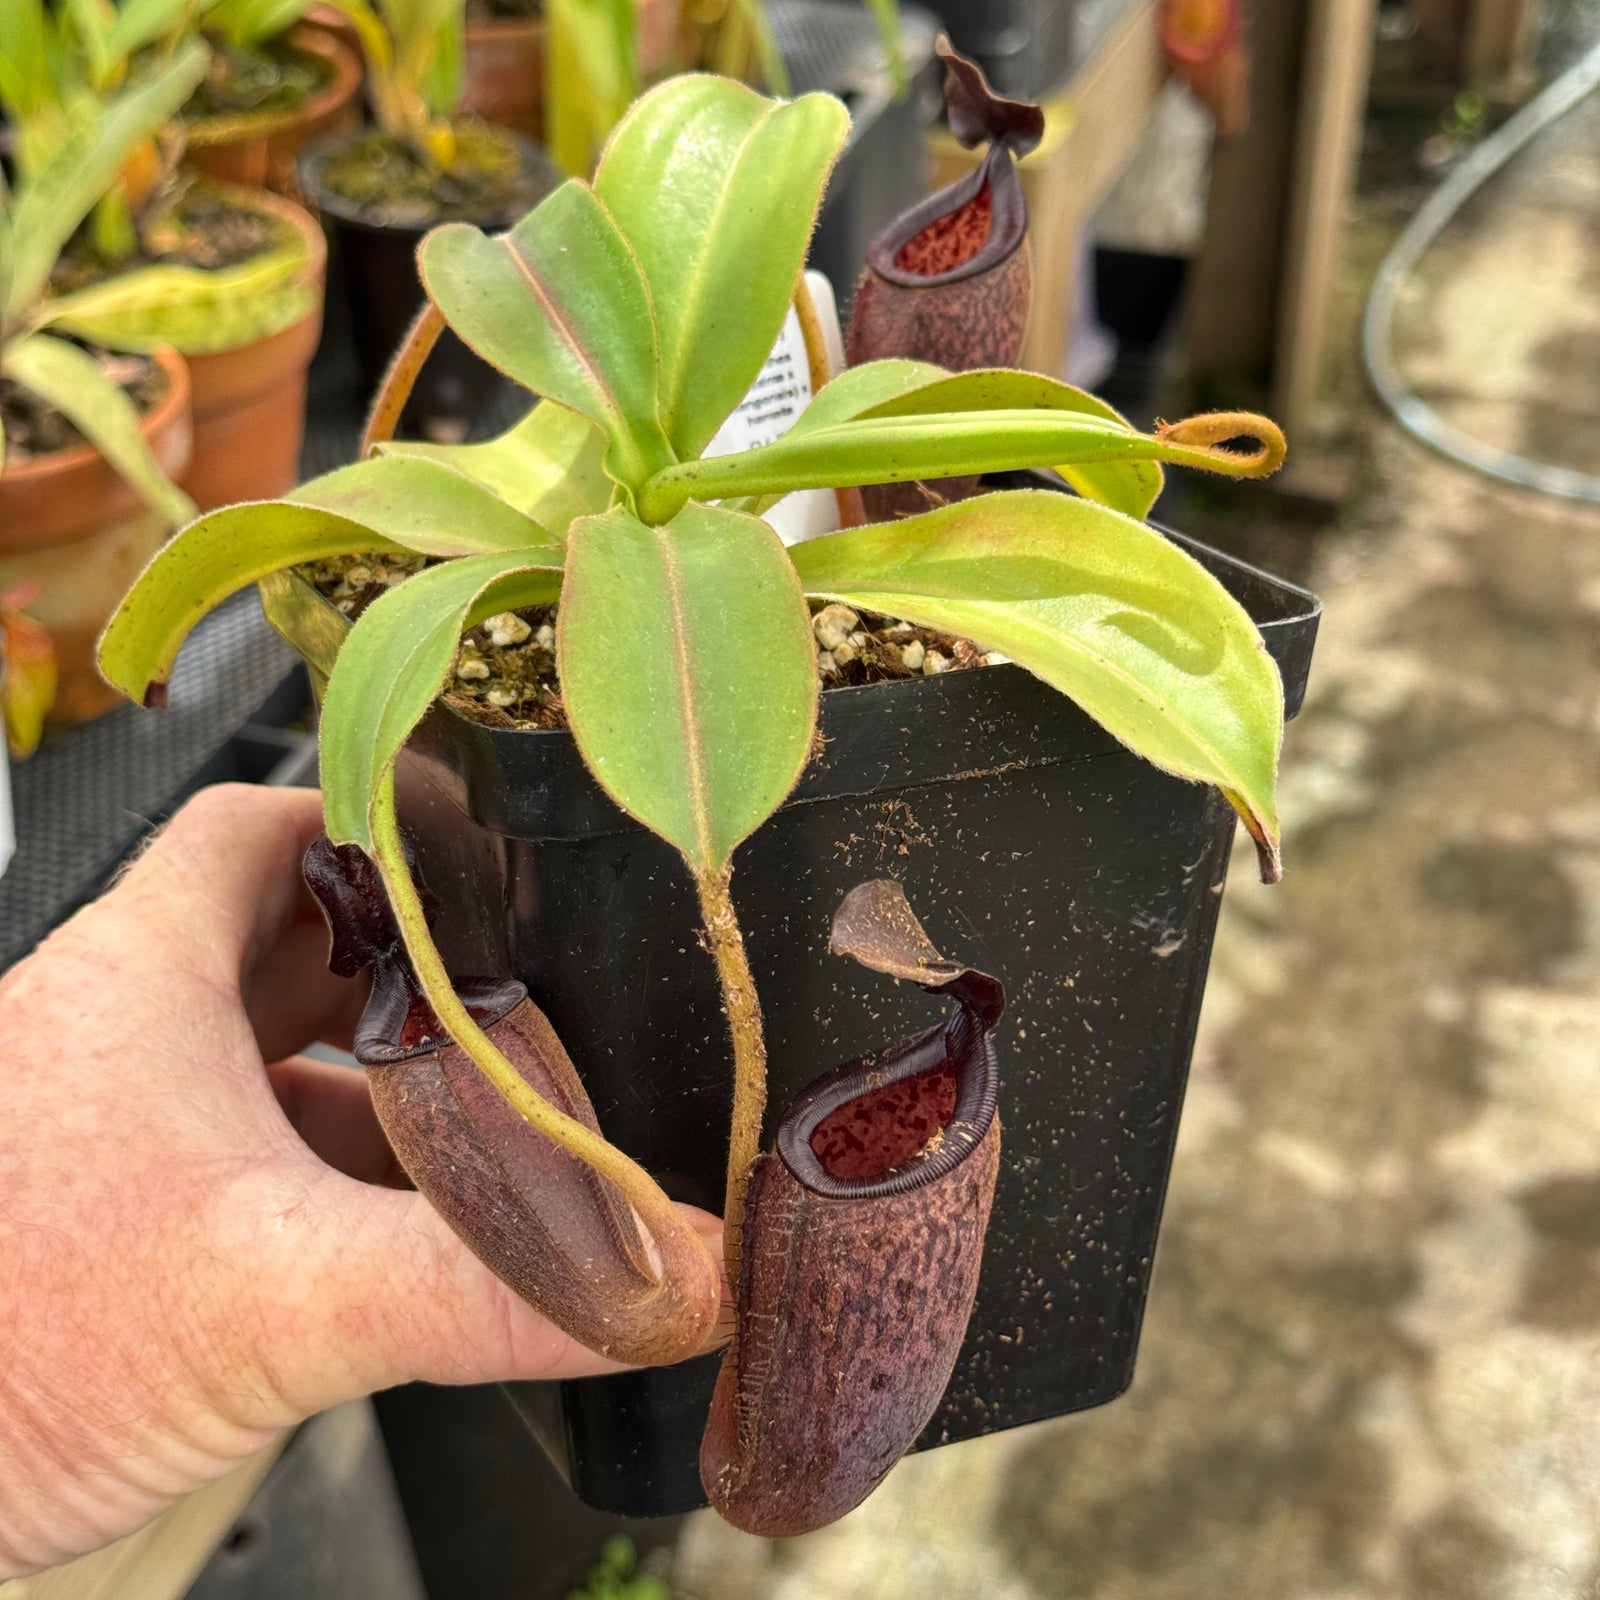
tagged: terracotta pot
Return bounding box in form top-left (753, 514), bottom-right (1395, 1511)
top-left (182, 25), bottom-right (363, 199)
top-left (180, 186), bottom-right (327, 511)
top-left (459, 0), bottom-right (679, 141)
top-left (0, 349), bottom-right (192, 725)
top-left (462, 16), bottom-right (546, 141)
top-left (302, 2), bottom-right (364, 63)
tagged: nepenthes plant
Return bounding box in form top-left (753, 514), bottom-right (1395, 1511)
top-left (99, 50), bottom-right (1289, 1533)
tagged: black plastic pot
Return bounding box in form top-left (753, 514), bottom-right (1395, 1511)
top-left (299, 137), bottom-right (561, 430)
top-left (264, 481), bottom-right (1319, 1518)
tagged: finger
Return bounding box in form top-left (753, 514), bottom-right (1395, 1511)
top-left (253, 1180), bottom-right (727, 1414)
top-left (246, 915), bottom-right (369, 1064)
top-left (112, 785), bottom-right (327, 987)
top-left (265, 1055), bottom-right (409, 1188)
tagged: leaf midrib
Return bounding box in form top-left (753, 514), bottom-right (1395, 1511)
top-left (501, 232), bottom-right (636, 469)
top-left (657, 101), bottom-right (778, 446)
top-left (656, 529), bottom-right (716, 872)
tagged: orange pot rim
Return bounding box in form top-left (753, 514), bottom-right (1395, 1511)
top-left (182, 24), bottom-right (362, 148)
top-left (0, 344), bottom-right (191, 499)
top-left (195, 178), bottom-right (329, 296)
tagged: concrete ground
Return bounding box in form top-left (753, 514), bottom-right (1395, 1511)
top-left (669, 49), bottom-right (1600, 1600)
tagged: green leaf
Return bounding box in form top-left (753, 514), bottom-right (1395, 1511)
top-left (319, 551), bottom-right (565, 850)
top-left (418, 182), bottom-right (673, 490)
top-left (728, 358), bottom-right (945, 515)
top-left (862, 0), bottom-right (907, 96)
top-left (544, 0), bottom-right (638, 176)
top-left (64, 0), bottom-right (112, 91)
top-left (97, 504), bottom-right (409, 706)
top-left (558, 503), bottom-right (817, 875)
top-left (39, 240), bottom-right (318, 354)
top-left (7, 39), bottom-right (209, 317)
top-left (104, 0), bottom-right (198, 61)
top-left (789, 489), bottom-right (1286, 872)
top-left (593, 76), bottom-right (849, 461)
top-left (374, 400), bottom-right (611, 533)
top-left (638, 407), bottom-right (1285, 523)
top-left (1, 334), bottom-right (194, 526)
top-left (0, 4), bottom-right (55, 124)
top-left (287, 456), bottom-right (556, 554)
top-left (856, 370), bottom-right (1166, 519)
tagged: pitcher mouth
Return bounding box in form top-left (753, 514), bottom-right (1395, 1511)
top-left (774, 1008), bottom-right (1000, 1201)
top-left (864, 146), bottom-right (1028, 290)
top-left (354, 964), bottom-right (526, 1065)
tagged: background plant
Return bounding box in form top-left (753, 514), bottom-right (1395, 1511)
top-left (0, 40), bottom-right (205, 524)
top-left (566, 1536), bottom-right (670, 1600)
top-left (1, 587), bottom-right (57, 758)
top-left (198, 0), bottom-right (324, 53)
top-left (545, 0), bottom-right (905, 176)
top-left (0, 0), bottom-right (200, 256)
top-left (1, 0), bottom-right (322, 356)
top-left (101, 73), bottom-right (1286, 1301)
top-left (325, 0), bottom-right (466, 163)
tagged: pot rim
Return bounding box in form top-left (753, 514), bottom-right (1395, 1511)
top-left (0, 344), bottom-right (191, 497)
top-left (181, 23), bottom-right (363, 147)
top-left (297, 127), bottom-right (556, 236)
top-left (196, 179), bottom-right (329, 298)
top-left (262, 497), bottom-right (1323, 745)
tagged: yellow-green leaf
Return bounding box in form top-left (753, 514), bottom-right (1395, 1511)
top-left (594, 75), bottom-right (849, 460)
top-left (2, 333), bottom-right (193, 527)
top-left (98, 503), bottom-right (408, 706)
top-left (287, 456), bottom-right (555, 554)
top-left (789, 490), bottom-right (1287, 875)
top-left (418, 182), bottom-right (673, 491)
top-left (374, 400), bottom-right (611, 534)
top-left (319, 551), bottom-right (565, 850)
top-left (40, 242), bottom-right (317, 354)
top-left (856, 369), bottom-right (1166, 518)
top-left (558, 502), bottom-right (817, 875)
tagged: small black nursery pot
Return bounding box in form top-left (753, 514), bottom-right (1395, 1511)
top-left (702, 881), bottom-right (1005, 1536)
top-left (299, 136), bottom-right (560, 431)
top-left (262, 498), bottom-right (1320, 1517)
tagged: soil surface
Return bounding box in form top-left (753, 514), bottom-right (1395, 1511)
top-left (304, 558), bottom-right (1002, 729)
top-left (184, 37), bottom-right (329, 120)
top-left (0, 352), bottom-right (165, 461)
top-left (51, 180), bottom-right (291, 296)
top-left (314, 123), bottom-right (552, 227)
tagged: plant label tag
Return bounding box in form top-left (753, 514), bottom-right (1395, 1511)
top-left (703, 271), bottom-right (846, 547)
top-left (0, 746), bottom-right (13, 883)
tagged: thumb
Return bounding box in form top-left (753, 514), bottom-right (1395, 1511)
top-left (249, 1173), bottom-right (727, 1417)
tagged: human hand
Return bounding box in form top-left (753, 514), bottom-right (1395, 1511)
top-left (0, 784), bottom-right (724, 1578)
